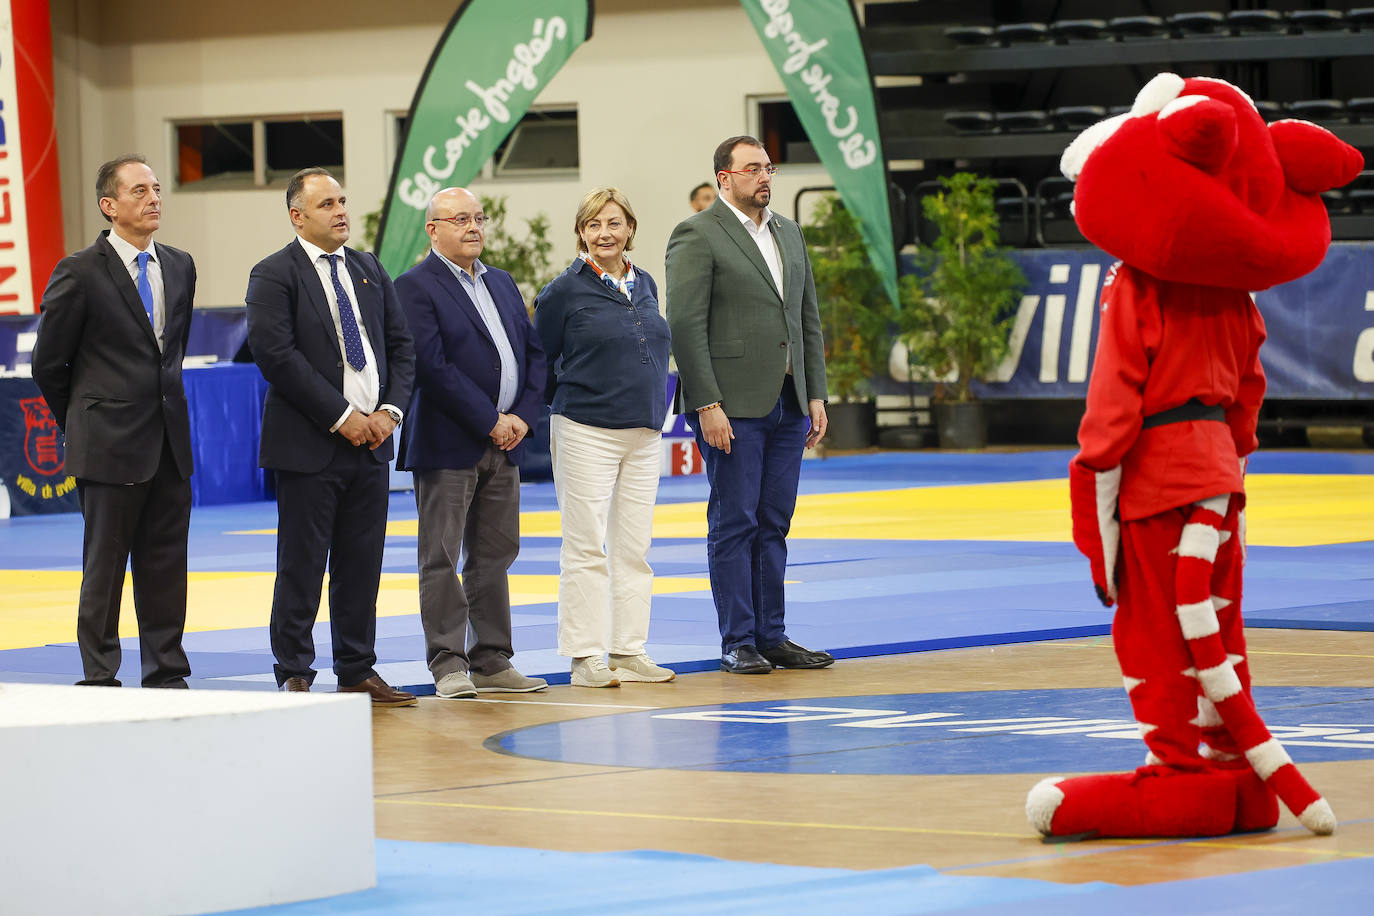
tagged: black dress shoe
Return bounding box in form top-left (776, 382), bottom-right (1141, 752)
top-left (761, 639), bottom-right (835, 669)
top-left (721, 645), bottom-right (773, 674)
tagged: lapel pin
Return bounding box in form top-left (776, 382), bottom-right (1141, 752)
top-left (362, 278), bottom-right (369, 284)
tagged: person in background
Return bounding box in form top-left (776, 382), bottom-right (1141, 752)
top-left (533, 188), bottom-right (674, 688)
top-left (245, 167), bottom-right (417, 706)
top-left (665, 136), bottom-right (832, 676)
top-left (690, 182), bottom-right (717, 213)
top-left (395, 186), bottom-right (548, 699)
top-left (32, 154), bottom-right (196, 688)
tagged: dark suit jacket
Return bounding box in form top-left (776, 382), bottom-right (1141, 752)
top-left (665, 198), bottom-right (827, 418)
top-left (395, 253), bottom-right (545, 471)
top-left (245, 240), bottom-right (415, 473)
top-left (31, 231), bottom-right (195, 484)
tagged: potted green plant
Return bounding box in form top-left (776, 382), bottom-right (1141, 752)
top-left (806, 193), bottom-right (893, 449)
top-left (900, 173), bottom-right (1026, 449)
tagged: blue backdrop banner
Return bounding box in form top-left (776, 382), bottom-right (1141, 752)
top-left (892, 241), bottom-right (1374, 400)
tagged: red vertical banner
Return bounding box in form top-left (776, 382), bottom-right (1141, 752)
top-left (1, 0), bottom-right (63, 314)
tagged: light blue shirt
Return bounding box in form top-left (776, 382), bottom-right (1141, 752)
top-left (434, 252), bottom-right (519, 413)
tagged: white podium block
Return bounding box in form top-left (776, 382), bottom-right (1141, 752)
top-left (0, 684), bottom-right (375, 915)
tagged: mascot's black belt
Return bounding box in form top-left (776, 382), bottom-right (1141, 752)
top-left (1142, 398), bottom-right (1225, 429)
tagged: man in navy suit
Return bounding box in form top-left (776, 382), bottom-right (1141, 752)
top-left (396, 187), bottom-right (547, 698)
top-left (245, 167), bottom-right (417, 705)
top-left (32, 154), bottom-right (195, 688)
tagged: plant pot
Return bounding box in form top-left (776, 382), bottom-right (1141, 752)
top-left (935, 400), bottom-right (987, 449)
top-left (825, 400), bottom-right (877, 450)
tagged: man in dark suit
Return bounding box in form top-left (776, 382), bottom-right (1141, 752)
top-left (396, 187), bottom-right (547, 698)
top-left (245, 167), bottom-right (417, 706)
top-left (666, 135), bottom-right (833, 675)
top-left (32, 154), bottom-right (195, 688)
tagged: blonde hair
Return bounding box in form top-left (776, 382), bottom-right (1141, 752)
top-left (573, 187), bottom-right (637, 253)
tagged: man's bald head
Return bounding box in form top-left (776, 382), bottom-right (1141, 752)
top-left (425, 187), bottom-right (487, 271)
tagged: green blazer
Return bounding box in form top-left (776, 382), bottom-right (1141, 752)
top-left (665, 198), bottom-right (827, 418)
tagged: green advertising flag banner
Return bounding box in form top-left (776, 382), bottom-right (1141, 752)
top-left (739, 0), bottom-right (898, 305)
top-left (377, 0), bottom-right (593, 277)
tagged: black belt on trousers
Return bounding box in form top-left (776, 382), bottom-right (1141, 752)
top-left (1141, 398), bottom-right (1225, 429)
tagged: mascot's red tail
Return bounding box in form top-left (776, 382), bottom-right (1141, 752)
top-left (1173, 494), bottom-right (1336, 835)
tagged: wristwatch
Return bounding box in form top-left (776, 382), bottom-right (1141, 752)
top-left (383, 406), bottom-right (402, 424)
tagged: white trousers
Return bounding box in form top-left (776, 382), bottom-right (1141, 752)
top-left (550, 414), bottom-right (661, 658)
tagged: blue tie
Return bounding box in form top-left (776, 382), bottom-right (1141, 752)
top-left (135, 251), bottom-right (154, 325)
top-left (327, 254), bottom-right (367, 371)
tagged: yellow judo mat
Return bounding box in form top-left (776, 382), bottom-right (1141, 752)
top-left (3, 470), bottom-right (1370, 652)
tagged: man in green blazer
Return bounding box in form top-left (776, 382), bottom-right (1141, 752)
top-left (666, 135), bottom-right (834, 675)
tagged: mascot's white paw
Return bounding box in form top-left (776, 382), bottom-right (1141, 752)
top-left (1299, 797), bottom-right (1337, 836)
top-left (1026, 777), bottom-right (1066, 836)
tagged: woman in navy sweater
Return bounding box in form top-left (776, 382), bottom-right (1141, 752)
top-left (533, 188), bottom-right (673, 688)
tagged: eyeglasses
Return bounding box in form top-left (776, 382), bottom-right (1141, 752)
top-left (429, 214), bottom-right (488, 229)
top-left (720, 165), bottom-right (778, 178)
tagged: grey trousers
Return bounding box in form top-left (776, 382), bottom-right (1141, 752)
top-left (413, 448), bottom-right (521, 680)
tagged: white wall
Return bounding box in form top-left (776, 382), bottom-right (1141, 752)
top-left (48, 0), bottom-right (831, 307)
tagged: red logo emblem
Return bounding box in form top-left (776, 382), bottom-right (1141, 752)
top-left (20, 397), bottom-right (65, 476)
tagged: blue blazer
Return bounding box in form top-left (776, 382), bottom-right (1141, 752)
top-left (395, 252), bottom-right (545, 471)
top-left (246, 241), bottom-right (414, 473)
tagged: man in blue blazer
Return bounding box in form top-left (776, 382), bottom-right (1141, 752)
top-left (396, 187), bottom-right (547, 699)
top-left (245, 168), bottom-right (416, 705)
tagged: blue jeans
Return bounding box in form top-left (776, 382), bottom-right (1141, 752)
top-left (693, 389), bottom-right (809, 653)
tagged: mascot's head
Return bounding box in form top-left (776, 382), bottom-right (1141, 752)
top-left (1062, 73), bottom-right (1363, 290)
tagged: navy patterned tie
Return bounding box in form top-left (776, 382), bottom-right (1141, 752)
top-left (327, 254), bottom-right (366, 371)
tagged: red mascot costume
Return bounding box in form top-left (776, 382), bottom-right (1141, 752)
top-left (1026, 73), bottom-right (1364, 840)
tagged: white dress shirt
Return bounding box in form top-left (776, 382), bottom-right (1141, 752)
top-left (294, 236), bottom-right (400, 431)
top-left (721, 195), bottom-right (784, 298)
top-left (105, 230), bottom-right (165, 351)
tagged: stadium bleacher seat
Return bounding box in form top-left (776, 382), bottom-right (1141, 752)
top-left (1051, 105), bottom-right (1108, 130)
top-left (1168, 11), bottom-right (1228, 35)
top-left (1347, 97), bottom-right (1374, 121)
top-left (1049, 19), bottom-right (1107, 42)
top-left (995, 110), bottom-right (1050, 132)
top-left (943, 110), bottom-right (997, 133)
top-left (1286, 10), bottom-right (1346, 32)
top-left (943, 25), bottom-right (995, 46)
top-left (1253, 100), bottom-right (1283, 121)
top-left (995, 23), bottom-right (1051, 44)
top-left (1286, 99), bottom-right (1347, 121)
top-left (1107, 16), bottom-right (1167, 39)
top-left (1227, 10), bottom-right (1286, 33)
top-left (1350, 8), bottom-right (1374, 30)
top-left (1321, 189), bottom-right (1353, 214)
top-left (1348, 173), bottom-right (1374, 212)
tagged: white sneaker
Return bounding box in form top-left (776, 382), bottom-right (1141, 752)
top-left (571, 656), bottom-right (620, 688)
top-left (435, 671), bottom-right (477, 698)
top-left (609, 653), bottom-right (676, 683)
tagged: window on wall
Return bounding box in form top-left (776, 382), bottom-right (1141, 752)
top-left (175, 114), bottom-right (344, 189)
top-left (494, 108), bottom-right (578, 175)
top-left (754, 98), bottom-right (816, 165)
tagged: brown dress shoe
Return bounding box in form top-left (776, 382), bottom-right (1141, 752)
top-left (338, 675), bottom-right (417, 707)
top-left (282, 676), bottom-right (310, 692)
